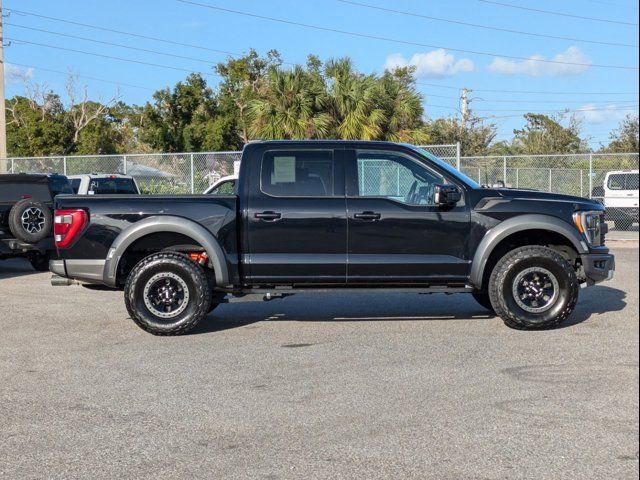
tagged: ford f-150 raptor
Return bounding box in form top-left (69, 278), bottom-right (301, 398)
top-left (49, 141), bottom-right (615, 335)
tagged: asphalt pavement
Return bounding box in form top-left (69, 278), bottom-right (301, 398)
top-left (0, 244), bottom-right (638, 479)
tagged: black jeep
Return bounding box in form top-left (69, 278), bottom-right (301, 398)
top-left (0, 173), bottom-right (72, 270)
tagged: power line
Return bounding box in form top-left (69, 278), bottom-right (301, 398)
top-left (6, 7), bottom-right (297, 68)
top-left (478, 0), bottom-right (639, 26)
top-left (5, 37), bottom-right (219, 77)
top-left (175, 0), bottom-right (638, 70)
top-left (6, 23), bottom-right (216, 64)
top-left (487, 105), bottom-right (639, 119)
top-left (425, 92), bottom-right (639, 104)
top-left (582, 0), bottom-right (639, 9)
top-left (336, 0), bottom-right (638, 48)
top-left (416, 82), bottom-right (639, 95)
top-left (8, 6), bottom-right (639, 94)
top-left (7, 8), bottom-right (240, 57)
top-left (6, 62), bottom-right (156, 91)
top-left (474, 105), bottom-right (639, 113)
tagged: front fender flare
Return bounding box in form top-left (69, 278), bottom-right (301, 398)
top-left (103, 216), bottom-right (229, 287)
top-left (469, 214), bottom-right (587, 288)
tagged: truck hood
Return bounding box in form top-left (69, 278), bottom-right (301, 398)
top-left (487, 188), bottom-right (604, 210)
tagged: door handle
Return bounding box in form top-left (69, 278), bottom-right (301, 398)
top-left (353, 211), bottom-right (381, 221)
top-left (255, 211), bottom-right (282, 221)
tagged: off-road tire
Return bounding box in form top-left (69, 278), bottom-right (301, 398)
top-left (488, 246), bottom-right (579, 330)
top-left (8, 199), bottom-right (52, 244)
top-left (28, 251), bottom-right (51, 272)
top-left (124, 252), bottom-right (211, 335)
top-left (472, 292), bottom-right (494, 312)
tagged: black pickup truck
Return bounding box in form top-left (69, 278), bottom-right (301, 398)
top-left (50, 140), bottom-right (614, 335)
top-left (1, 173), bottom-right (72, 270)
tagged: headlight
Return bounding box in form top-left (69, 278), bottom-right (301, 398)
top-left (573, 210), bottom-right (604, 246)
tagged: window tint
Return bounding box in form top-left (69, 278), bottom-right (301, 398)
top-left (355, 150), bottom-right (443, 205)
top-left (49, 176), bottom-right (73, 196)
top-left (261, 150), bottom-right (334, 197)
top-left (89, 178), bottom-right (138, 194)
top-left (608, 173), bottom-right (639, 190)
top-left (70, 179), bottom-right (81, 194)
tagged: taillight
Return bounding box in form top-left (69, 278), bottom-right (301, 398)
top-left (54, 209), bottom-right (88, 249)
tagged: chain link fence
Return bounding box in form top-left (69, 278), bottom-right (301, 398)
top-left (460, 153), bottom-right (639, 230)
top-left (1, 146), bottom-right (637, 230)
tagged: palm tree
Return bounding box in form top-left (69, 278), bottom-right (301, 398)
top-left (378, 69), bottom-right (424, 142)
top-left (325, 58), bottom-right (386, 140)
top-left (248, 66), bottom-right (332, 139)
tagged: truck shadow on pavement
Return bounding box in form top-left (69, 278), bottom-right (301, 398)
top-left (190, 285), bottom-right (627, 335)
top-left (0, 258), bottom-right (41, 280)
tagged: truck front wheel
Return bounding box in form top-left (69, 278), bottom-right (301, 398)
top-left (124, 252), bottom-right (211, 335)
top-left (488, 246), bottom-right (579, 330)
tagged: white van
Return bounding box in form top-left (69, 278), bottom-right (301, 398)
top-left (603, 169), bottom-right (639, 230)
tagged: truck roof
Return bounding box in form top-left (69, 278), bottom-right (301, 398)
top-left (0, 173), bottom-right (66, 183)
top-left (246, 139), bottom-right (412, 147)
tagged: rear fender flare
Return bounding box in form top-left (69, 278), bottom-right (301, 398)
top-left (469, 214), bottom-right (587, 288)
top-left (103, 216), bottom-right (229, 287)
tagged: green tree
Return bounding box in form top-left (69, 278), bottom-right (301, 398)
top-left (216, 49), bottom-right (282, 144)
top-left (377, 67), bottom-right (425, 143)
top-left (324, 58), bottom-right (386, 140)
top-left (248, 65), bottom-right (331, 139)
top-left (141, 73), bottom-right (233, 152)
top-left (511, 113), bottom-right (587, 155)
top-left (5, 95), bottom-right (70, 157)
top-left (420, 117), bottom-right (497, 156)
top-left (604, 114), bottom-right (639, 153)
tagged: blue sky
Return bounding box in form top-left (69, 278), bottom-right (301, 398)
top-left (4, 0), bottom-right (639, 148)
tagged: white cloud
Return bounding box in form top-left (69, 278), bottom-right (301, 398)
top-left (487, 46), bottom-right (591, 77)
top-left (6, 64), bottom-right (34, 84)
top-left (573, 104), bottom-right (638, 124)
top-left (384, 49), bottom-right (475, 78)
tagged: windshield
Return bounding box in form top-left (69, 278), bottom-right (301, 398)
top-left (410, 146), bottom-right (481, 189)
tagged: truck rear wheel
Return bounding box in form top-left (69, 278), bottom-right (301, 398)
top-left (124, 252), bottom-right (211, 335)
top-left (488, 246), bottom-right (579, 330)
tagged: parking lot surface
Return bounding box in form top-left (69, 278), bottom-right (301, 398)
top-left (1, 244), bottom-right (638, 479)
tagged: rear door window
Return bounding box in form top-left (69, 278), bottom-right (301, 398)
top-left (261, 150), bottom-right (335, 197)
top-left (49, 177), bottom-right (73, 196)
top-left (89, 178), bottom-right (139, 194)
top-left (608, 173), bottom-right (639, 190)
top-left (70, 179), bottom-right (81, 194)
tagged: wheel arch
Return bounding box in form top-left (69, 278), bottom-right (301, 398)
top-left (470, 214), bottom-right (587, 289)
top-left (103, 216), bottom-right (229, 287)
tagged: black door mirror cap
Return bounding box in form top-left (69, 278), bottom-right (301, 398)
top-left (434, 184), bottom-right (462, 207)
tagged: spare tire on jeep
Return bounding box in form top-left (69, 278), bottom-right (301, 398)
top-left (8, 198), bottom-right (53, 244)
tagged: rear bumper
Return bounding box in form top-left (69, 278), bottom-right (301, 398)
top-left (49, 259), bottom-right (106, 284)
top-left (581, 253), bottom-right (615, 286)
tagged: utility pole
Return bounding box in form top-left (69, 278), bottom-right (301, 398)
top-left (0, 0), bottom-right (7, 172)
top-left (459, 87), bottom-right (472, 130)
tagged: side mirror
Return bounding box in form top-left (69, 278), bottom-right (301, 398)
top-left (434, 184), bottom-right (461, 207)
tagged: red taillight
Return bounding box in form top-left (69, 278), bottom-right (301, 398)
top-left (54, 209), bottom-right (88, 249)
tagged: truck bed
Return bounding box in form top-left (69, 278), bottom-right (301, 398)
top-left (54, 194), bottom-right (238, 264)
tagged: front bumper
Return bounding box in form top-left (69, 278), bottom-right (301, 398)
top-left (581, 253), bottom-right (615, 286)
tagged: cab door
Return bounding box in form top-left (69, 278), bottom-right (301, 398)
top-left (345, 148), bottom-right (471, 285)
top-left (243, 147), bottom-right (347, 285)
